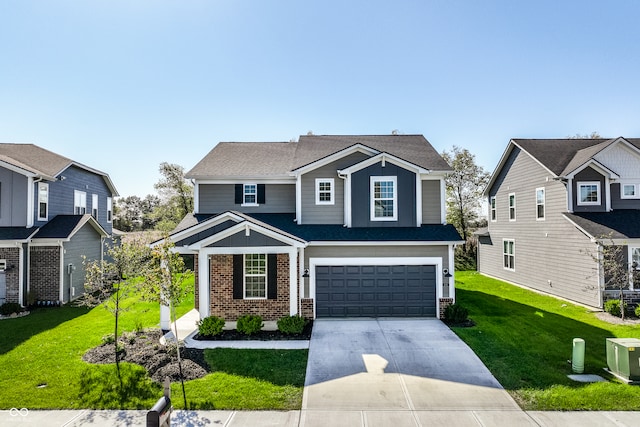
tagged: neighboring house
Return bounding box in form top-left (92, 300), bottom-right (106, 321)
top-left (478, 137), bottom-right (640, 309)
top-left (162, 134), bottom-right (462, 323)
top-left (0, 143), bottom-right (118, 306)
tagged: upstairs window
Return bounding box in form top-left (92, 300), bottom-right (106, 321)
top-left (315, 178), bottom-right (334, 205)
top-left (370, 176), bottom-right (397, 221)
top-left (577, 182), bottom-right (600, 205)
top-left (243, 184), bottom-right (257, 205)
top-left (38, 182), bottom-right (49, 220)
top-left (234, 184), bottom-right (265, 206)
top-left (107, 197), bottom-right (112, 222)
top-left (508, 193), bottom-right (516, 221)
top-left (490, 196), bottom-right (496, 222)
top-left (503, 239), bottom-right (515, 271)
top-left (536, 188), bottom-right (545, 220)
top-left (621, 184), bottom-right (639, 199)
top-left (74, 190), bottom-right (86, 215)
top-left (92, 194), bottom-right (98, 219)
top-left (244, 254), bottom-right (267, 299)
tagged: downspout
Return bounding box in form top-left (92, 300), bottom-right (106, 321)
top-left (58, 241), bottom-right (64, 303)
top-left (337, 171), bottom-right (349, 227)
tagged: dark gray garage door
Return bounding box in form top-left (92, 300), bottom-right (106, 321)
top-left (315, 264), bottom-right (437, 317)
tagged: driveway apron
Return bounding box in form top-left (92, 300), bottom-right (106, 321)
top-left (302, 319), bottom-right (521, 412)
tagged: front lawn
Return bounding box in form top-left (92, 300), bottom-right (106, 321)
top-left (453, 271), bottom-right (640, 410)
top-left (0, 274), bottom-right (306, 410)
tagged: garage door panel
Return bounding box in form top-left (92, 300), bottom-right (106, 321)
top-left (316, 263), bottom-right (437, 318)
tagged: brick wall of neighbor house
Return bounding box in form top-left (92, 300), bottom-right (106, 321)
top-left (0, 247), bottom-right (21, 304)
top-left (194, 256), bottom-right (199, 310)
top-left (300, 298), bottom-right (314, 319)
top-left (30, 246), bottom-right (61, 302)
top-left (439, 297), bottom-right (454, 319)
top-left (209, 253), bottom-right (290, 321)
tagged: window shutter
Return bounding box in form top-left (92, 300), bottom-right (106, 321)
top-left (235, 184), bottom-right (243, 204)
top-left (257, 184), bottom-right (266, 204)
top-left (233, 255), bottom-right (243, 299)
top-left (267, 254), bottom-right (277, 299)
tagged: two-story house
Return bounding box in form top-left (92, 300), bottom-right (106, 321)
top-left (163, 134), bottom-right (462, 323)
top-left (0, 143), bottom-right (118, 307)
top-left (478, 137), bottom-right (640, 309)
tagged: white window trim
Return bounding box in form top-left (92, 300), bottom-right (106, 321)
top-left (107, 197), bottom-right (112, 223)
top-left (370, 176), bottom-right (398, 221)
top-left (92, 194), bottom-right (98, 219)
top-left (503, 239), bottom-right (515, 271)
top-left (315, 178), bottom-right (335, 205)
top-left (508, 193), bottom-right (516, 221)
top-left (243, 253), bottom-right (267, 300)
top-left (74, 190), bottom-right (87, 215)
top-left (535, 188), bottom-right (545, 221)
top-left (490, 196), bottom-right (496, 222)
top-left (577, 181), bottom-right (601, 206)
top-left (630, 247), bottom-right (640, 291)
top-left (38, 182), bottom-right (49, 221)
top-left (242, 183), bottom-right (259, 207)
top-left (621, 183), bottom-right (639, 199)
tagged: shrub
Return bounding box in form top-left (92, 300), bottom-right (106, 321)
top-left (0, 302), bottom-right (23, 316)
top-left (444, 303), bottom-right (469, 325)
top-left (236, 314), bottom-right (263, 335)
top-left (277, 315), bottom-right (308, 335)
top-left (197, 316), bottom-right (225, 337)
top-left (101, 333), bottom-right (116, 345)
top-left (605, 299), bottom-right (626, 317)
top-left (635, 305), bottom-right (640, 318)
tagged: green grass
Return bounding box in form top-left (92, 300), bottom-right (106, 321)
top-left (453, 271), bottom-right (640, 410)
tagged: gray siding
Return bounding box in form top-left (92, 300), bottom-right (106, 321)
top-left (480, 147), bottom-right (601, 307)
top-left (34, 165), bottom-right (114, 234)
top-left (300, 152), bottom-right (370, 224)
top-left (303, 244), bottom-right (450, 298)
top-left (198, 184), bottom-right (295, 214)
top-left (0, 167), bottom-right (28, 227)
top-left (208, 229), bottom-right (287, 247)
top-left (63, 223), bottom-right (102, 302)
top-left (611, 183), bottom-right (640, 209)
top-left (422, 179), bottom-right (442, 224)
top-left (351, 162), bottom-right (416, 227)
top-left (572, 167), bottom-right (606, 213)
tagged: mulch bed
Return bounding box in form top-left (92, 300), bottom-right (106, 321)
top-left (193, 320), bottom-right (313, 341)
top-left (83, 329), bottom-right (208, 383)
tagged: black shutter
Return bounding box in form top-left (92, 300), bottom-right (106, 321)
top-left (257, 184), bottom-right (266, 204)
top-left (233, 255), bottom-right (243, 299)
top-left (267, 254), bottom-right (277, 299)
top-left (235, 184), bottom-right (243, 204)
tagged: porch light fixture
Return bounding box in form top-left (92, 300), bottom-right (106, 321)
top-left (302, 268), bottom-right (310, 278)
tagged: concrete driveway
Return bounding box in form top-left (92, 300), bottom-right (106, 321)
top-left (301, 318), bottom-right (530, 426)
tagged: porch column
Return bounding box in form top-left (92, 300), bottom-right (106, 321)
top-left (289, 248), bottom-right (298, 316)
top-left (160, 304), bottom-right (170, 330)
top-left (449, 244), bottom-right (456, 301)
top-left (198, 251), bottom-right (210, 319)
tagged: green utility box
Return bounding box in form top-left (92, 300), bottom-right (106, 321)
top-left (606, 338), bottom-right (640, 382)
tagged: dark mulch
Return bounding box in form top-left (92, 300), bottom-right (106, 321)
top-left (83, 329), bottom-right (208, 383)
top-left (193, 320), bottom-right (313, 341)
top-left (444, 319), bottom-right (476, 328)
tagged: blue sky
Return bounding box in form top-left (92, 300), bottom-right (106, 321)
top-left (2, 1), bottom-right (640, 198)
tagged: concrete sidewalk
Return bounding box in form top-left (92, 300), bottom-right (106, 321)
top-left (2, 409), bottom-right (640, 426)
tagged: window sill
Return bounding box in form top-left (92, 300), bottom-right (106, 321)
top-left (241, 203), bottom-right (259, 207)
top-left (371, 217), bottom-right (397, 222)
top-left (315, 201), bottom-right (335, 205)
top-left (243, 297), bottom-right (267, 300)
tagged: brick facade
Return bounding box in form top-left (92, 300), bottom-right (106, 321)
top-left (300, 298), bottom-right (314, 319)
top-left (0, 247), bottom-right (21, 304)
top-left (30, 246), bottom-right (61, 302)
top-left (439, 297), bottom-right (454, 319)
top-left (208, 253), bottom-right (291, 321)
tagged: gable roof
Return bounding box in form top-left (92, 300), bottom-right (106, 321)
top-left (33, 214), bottom-right (108, 240)
top-left (485, 137), bottom-right (640, 195)
top-left (564, 210), bottom-right (640, 241)
top-left (186, 134), bottom-right (451, 179)
top-left (0, 143), bottom-right (119, 196)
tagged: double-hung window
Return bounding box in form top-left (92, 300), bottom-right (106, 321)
top-left (621, 183), bottom-right (639, 199)
top-left (577, 181), bottom-right (600, 205)
top-left (107, 197), bottom-right (112, 222)
top-left (315, 178), bottom-right (334, 205)
top-left (92, 194), bottom-right (98, 219)
top-left (536, 188), bottom-right (545, 220)
top-left (631, 247), bottom-right (640, 290)
top-left (490, 196), bottom-right (496, 222)
top-left (503, 239), bottom-right (515, 271)
top-left (508, 193), bottom-right (516, 221)
top-left (371, 176), bottom-right (397, 221)
top-left (243, 184), bottom-right (257, 206)
top-left (244, 254), bottom-right (267, 299)
top-left (74, 190), bottom-right (87, 215)
top-left (38, 182), bottom-right (49, 220)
